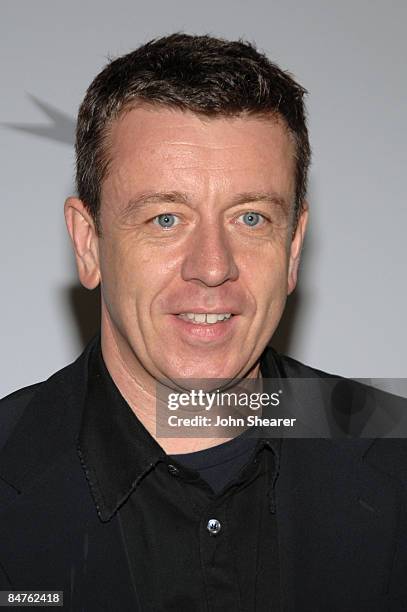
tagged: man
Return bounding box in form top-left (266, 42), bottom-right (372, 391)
top-left (0, 33), bottom-right (406, 611)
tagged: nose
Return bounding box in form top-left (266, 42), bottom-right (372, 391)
top-left (181, 221), bottom-right (239, 287)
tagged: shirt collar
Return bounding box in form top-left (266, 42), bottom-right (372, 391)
top-left (77, 335), bottom-right (282, 522)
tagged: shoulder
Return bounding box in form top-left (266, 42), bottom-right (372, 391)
top-left (263, 346), bottom-right (407, 462)
top-left (0, 334), bottom-right (100, 452)
top-left (0, 383), bottom-right (43, 451)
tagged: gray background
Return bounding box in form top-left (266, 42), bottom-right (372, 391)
top-left (1, 0), bottom-right (406, 397)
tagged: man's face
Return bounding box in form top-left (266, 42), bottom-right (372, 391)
top-left (93, 106), bottom-right (307, 383)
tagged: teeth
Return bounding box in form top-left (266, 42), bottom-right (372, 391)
top-left (206, 314), bottom-right (219, 324)
top-left (178, 313), bottom-right (232, 324)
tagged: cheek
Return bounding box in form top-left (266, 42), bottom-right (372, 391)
top-left (99, 238), bottom-right (179, 317)
top-left (239, 247), bottom-right (289, 305)
top-left (98, 241), bottom-right (139, 318)
top-left (100, 235), bottom-right (147, 285)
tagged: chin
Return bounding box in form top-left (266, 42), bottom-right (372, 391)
top-left (164, 360), bottom-right (241, 386)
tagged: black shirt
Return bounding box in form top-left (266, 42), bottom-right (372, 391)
top-left (172, 430), bottom-right (259, 495)
top-left (78, 337), bottom-right (282, 611)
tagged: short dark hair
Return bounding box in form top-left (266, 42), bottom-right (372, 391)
top-left (75, 33), bottom-right (311, 235)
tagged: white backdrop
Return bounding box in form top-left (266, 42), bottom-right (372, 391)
top-left (1, 0), bottom-right (406, 397)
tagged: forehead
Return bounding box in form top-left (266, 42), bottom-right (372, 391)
top-left (102, 106), bottom-right (296, 208)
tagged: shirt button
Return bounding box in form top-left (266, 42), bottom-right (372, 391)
top-left (167, 464), bottom-right (180, 476)
top-left (207, 518), bottom-right (221, 535)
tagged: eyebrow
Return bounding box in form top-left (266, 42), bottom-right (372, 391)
top-left (230, 191), bottom-right (289, 212)
top-left (121, 190), bottom-right (290, 216)
top-left (121, 191), bottom-right (190, 216)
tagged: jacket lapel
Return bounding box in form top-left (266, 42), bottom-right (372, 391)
top-left (260, 347), bottom-right (405, 608)
top-left (0, 336), bottom-right (139, 609)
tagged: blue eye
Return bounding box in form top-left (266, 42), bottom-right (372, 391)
top-left (153, 213), bottom-right (178, 228)
top-left (240, 212), bottom-right (263, 227)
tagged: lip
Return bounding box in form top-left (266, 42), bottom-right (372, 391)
top-left (169, 313), bottom-right (238, 343)
top-left (174, 308), bottom-right (240, 315)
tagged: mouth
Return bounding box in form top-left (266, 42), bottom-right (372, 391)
top-left (177, 312), bottom-right (233, 325)
top-left (169, 311), bottom-right (238, 342)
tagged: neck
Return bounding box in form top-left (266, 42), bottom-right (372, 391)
top-left (100, 319), bottom-right (261, 454)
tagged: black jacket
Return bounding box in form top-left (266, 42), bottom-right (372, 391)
top-left (1, 336), bottom-right (406, 611)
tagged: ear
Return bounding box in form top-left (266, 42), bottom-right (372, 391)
top-left (287, 202), bottom-right (309, 295)
top-left (64, 197), bottom-right (101, 290)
